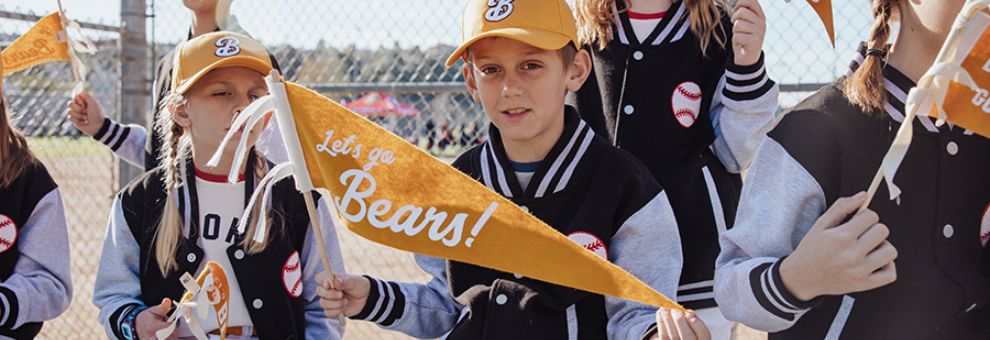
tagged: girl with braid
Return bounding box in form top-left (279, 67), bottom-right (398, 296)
top-left (715, 1), bottom-right (990, 338)
top-left (91, 32), bottom-right (345, 340)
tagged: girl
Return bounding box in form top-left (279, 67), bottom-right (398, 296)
top-left (570, 0), bottom-right (778, 337)
top-left (715, 0), bottom-right (990, 338)
top-left (0, 58), bottom-right (73, 339)
top-left (91, 31), bottom-right (345, 340)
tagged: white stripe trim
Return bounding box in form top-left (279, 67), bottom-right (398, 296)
top-left (0, 292), bottom-right (9, 326)
top-left (702, 166), bottom-right (727, 235)
top-left (759, 264), bottom-right (802, 314)
top-left (367, 278), bottom-right (386, 322)
top-left (724, 74), bottom-right (769, 95)
top-left (725, 64), bottom-right (766, 82)
top-left (678, 280), bottom-right (714, 291)
top-left (487, 143), bottom-right (513, 197)
top-left (613, 3), bottom-right (629, 45)
top-left (671, 19), bottom-right (690, 42)
top-left (650, 3), bottom-right (687, 45)
top-left (678, 292), bottom-right (716, 302)
top-left (102, 122), bottom-right (122, 145)
top-left (566, 305), bottom-right (578, 340)
top-left (884, 102), bottom-right (905, 122)
top-left (480, 143), bottom-right (496, 191)
top-left (765, 263), bottom-right (802, 312)
top-left (883, 79), bottom-right (907, 103)
top-left (824, 295), bottom-right (856, 340)
top-left (535, 120), bottom-right (587, 197)
top-left (373, 281), bottom-right (397, 324)
top-left (553, 128), bottom-right (594, 193)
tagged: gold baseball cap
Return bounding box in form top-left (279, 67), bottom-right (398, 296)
top-left (171, 31), bottom-right (273, 94)
top-left (445, 0), bottom-right (579, 67)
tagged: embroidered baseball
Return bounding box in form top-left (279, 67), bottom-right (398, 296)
top-left (670, 81), bottom-right (702, 128)
top-left (0, 214), bottom-right (17, 254)
top-left (282, 251), bottom-right (303, 298)
top-left (485, 0), bottom-right (514, 22)
top-left (568, 231), bottom-right (607, 259)
top-left (980, 203), bottom-right (989, 247)
top-left (214, 36), bottom-right (241, 57)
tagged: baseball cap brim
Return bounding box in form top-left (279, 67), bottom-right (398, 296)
top-left (444, 27), bottom-right (574, 67)
top-left (173, 56), bottom-right (273, 94)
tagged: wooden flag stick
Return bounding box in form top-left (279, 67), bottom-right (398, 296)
top-left (301, 191), bottom-right (347, 326)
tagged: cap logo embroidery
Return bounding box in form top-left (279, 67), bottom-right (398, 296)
top-left (485, 0), bottom-right (514, 22)
top-left (214, 37), bottom-right (241, 57)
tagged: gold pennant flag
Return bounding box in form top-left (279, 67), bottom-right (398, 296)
top-left (807, 0), bottom-right (835, 47)
top-left (270, 78), bottom-right (681, 310)
top-left (181, 262), bottom-right (230, 340)
top-left (1, 12), bottom-right (72, 75)
top-left (927, 10), bottom-right (990, 137)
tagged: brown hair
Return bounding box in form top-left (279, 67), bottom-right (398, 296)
top-left (0, 101), bottom-right (37, 188)
top-left (152, 92), bottom-right (274, 276)
top-left (574, 0), bottom-right (728, 56)
top-left (843, 0), bottom-right (897, 114)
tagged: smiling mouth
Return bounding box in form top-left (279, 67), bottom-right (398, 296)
top-left (501, 108), bottom-right (531, 117)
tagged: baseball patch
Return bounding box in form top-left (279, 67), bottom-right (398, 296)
top-left (980, 203), bottom-right (989, 247)
top-left (282, 251), bottom-right (303, 298)
top-left (214, 36), bottom-right (241, 57)
top-left (670, 81), bottom-right (702, 128)
top-left (0, 214), bottom-right (17, 254)
top-left (485, 0), bottom-right (514, 22)
top-left (568, 231), bottom-right (607, 259)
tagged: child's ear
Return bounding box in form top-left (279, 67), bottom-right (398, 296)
top-left (463, 63), bottom-right (481, 101)
top-left (169, 101), bottom-right (192, 128)
top-left (566, 49), bottom-right (592, 93)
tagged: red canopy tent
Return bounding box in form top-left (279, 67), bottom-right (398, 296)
top-left (343, 92), bottom-right (420, 117)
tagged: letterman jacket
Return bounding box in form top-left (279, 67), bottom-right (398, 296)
top-left (0, 160), bottom-right (72, 339)
top-left (92, 153), bottom-right (345, 339)
top-left (566, 0), bottom-right (778, 309)
top-left (714, 47), bottom-right (990, 339)
top-left (350, 108), bottom-right (683, 340)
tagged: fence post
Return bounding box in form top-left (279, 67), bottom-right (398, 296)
top-left (118, 0), bottom-right (148, 187)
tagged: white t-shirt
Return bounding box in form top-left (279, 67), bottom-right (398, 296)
top-left (628, 11), bottom-right (665, 43)
top-left (181, 170), bottom-right (254, 335)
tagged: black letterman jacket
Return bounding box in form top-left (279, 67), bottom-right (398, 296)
top-left (0, 160), bottom-right (72, 339)
top-left (350, 108), bottom-right (684, 339)
top-left (92, 154), bottom-right (345, 339)
top-left (567, 0), bottom-right (778, 176)
top-left (714, 50), bottom-right (990, 339)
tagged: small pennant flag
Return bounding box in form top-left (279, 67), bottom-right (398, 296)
top-left (0, 12), bottom-right (72, 75)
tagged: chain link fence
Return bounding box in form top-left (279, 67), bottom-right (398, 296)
top-left (1, 0), bottom-right (876, 339)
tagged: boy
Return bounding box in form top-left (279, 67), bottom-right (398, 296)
top-left (317, 0), bottom-right (706, 338)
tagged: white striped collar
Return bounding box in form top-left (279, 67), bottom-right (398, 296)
top-left (480, 108), bottom-right (596, 199)
top-left (846, 43), bottom-right (943, 134)
top-left (612, 0), bottom-right (690, 46)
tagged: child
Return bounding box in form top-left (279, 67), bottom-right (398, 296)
top-left (715, 0), bottom-right (990, 338)
top-left (569, 1), bottom-right (778, 337)
top-left (91, 31), bottom-right (345, 340)
top-left (316, 0), bottom-right (704, 339)
top-left (0, 58), bottom-right (73, 339)
top-left (65, 0), bottom-right (286, 170)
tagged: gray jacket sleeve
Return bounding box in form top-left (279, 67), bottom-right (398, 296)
top-left (606, 191), bottom-right (683, 340)
top-left (1, 188), bottom-right (72, 328)
top-left (303, 197), bottom-right (346, 339)
top-left (709, 53), bottom-right (780, 173)
top-left (93, 118), bottom-right (148, 168)
top-left (350, 254), bottom-right (463, 338)
top-left (713, 137), bottom-right (827, 332)
top-left (92, 197), bottom-right (145, 339)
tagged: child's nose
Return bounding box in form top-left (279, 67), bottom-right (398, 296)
top-left (501, 73), bottom-right (524, 97)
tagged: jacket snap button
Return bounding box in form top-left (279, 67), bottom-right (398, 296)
top-left (253, 299), bottom-right (263, 309)
top-left (946, 141), bottom-right (958, 155)
top-left (495, 294), bottom-right (508, 305)
top-left (633, 51), bottom-right (644, 60)
top-left (234, 250), bottom-right (245, 260)
top-left (943, 224), bottom-right (954, 238)
top-left (623, 105), bottom-right (634, 115)
top-left (186, 253), bottom-right (196, 263)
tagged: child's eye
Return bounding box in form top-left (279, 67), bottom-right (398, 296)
top-left (213, 91), bottom-right (231, 97)
top-left (249, 94), bottom-right (261, 101)
top-left (522, 62), bottom-right (543, 70)
top-left (479, 65), bottom-right (500, 75)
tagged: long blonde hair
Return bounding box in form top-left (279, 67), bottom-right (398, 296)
top-left (0, 101), bottom-right (36, 188)
top-left (843, 0), bottom-right (897, 114)
top-left (574, 0), bottom-right (728, 56)
top-left (152, 92), bottom-right (274, 276)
